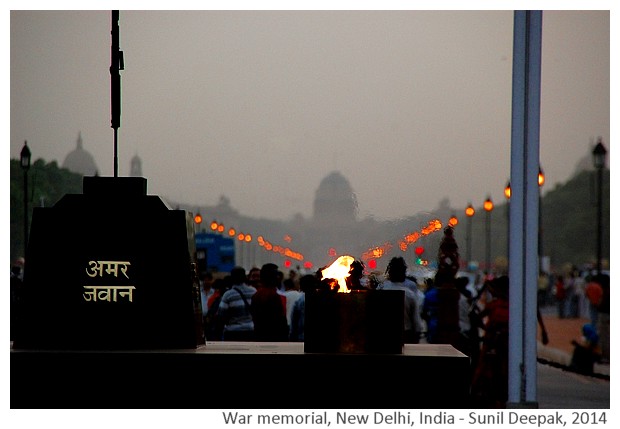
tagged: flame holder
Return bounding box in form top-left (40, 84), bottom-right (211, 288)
top-left (304, 289), bottom-right (404, 354)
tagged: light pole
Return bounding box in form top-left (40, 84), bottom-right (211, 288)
top-left (504, 181), bottom-right (511, 260)
top-left (592, 138), bottom-right (607, 274)
top-left (465, 204), bottom-right (474, 269)
top-left (538, 168), bottom-right (545, 273)
top-left (483, 196), bottom-right (494, 274)
top-left (20, 141), bottom-right (31, 255)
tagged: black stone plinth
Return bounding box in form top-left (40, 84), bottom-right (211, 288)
top-left (13, 176), bottom-right (204, 350)
top-left (304, 290), bottom-right (404, 354)
top-left (10, 343), bottom-right (470, 409)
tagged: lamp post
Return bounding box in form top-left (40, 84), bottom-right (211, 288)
top-left (20, 141), bottom-right (31, 254)
top-left (483, 196), bottom-right (494, 274)
top-left (504, 181), bottom-right (511, 260)
top-left (465, 204), bottom-right (475, 269)
top-left (592, 138), bottom-right (607, 274)
top-left (538, 168), bottom-right (545, 273)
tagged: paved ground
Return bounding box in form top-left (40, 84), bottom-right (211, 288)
top-left (536, 310), bottom-right (609, 378)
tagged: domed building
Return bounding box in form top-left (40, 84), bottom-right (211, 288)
top-left (313, 170), bottom-right (358, 223)
top-left (130, 153), bottom-right (143, 177)
top-left (300, 170), bottom-right (369, 265)
top-left (62, 132), bottom-right (99, 176)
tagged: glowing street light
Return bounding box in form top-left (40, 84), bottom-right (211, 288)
top-left (465, 203), bottom-right (474, 267)
top-left (538, 167), bottom-right (545, 272)
top-left (484, 196), bottom-right (494, 273)
top-left (505, 181), bottom-right (511, 259)
top-left (538, 168), bottom-right (545, 187)
top-left (504, 182), bottom-right (511, 200)
top-left (193, 212), bottom-right (203, 233)
top-left (465, 203), bottom-right (476, 265)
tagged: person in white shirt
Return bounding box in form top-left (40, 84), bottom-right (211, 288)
top-left (378, 257), bottom-right (423, 343)
top-left (283, 277), bottom-right (303, 337)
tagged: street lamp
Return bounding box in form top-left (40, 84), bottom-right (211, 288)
top-left (20, 141), bottom-right (31, 254)
top-left (465, 204), bottom-right (475, 268)
top-left (538, 168), bottom-right (545, 187)
top-left (592, 138), bottom-right (607, 274)
top-left (538, 167), bottom-right (545, 273)
top-left (504, 181), bottom-right (511, 260)
top-left (483, 196), bottom-right (494, 274)
top-left (193, 212), bottom-right (203, 233)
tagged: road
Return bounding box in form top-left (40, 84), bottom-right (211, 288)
top-left (537, 362), bottom-right (610, 409)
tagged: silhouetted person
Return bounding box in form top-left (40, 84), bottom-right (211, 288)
top-left (247, 266), bottom-right (261, 289)
top-left (554, 275), bottom-right (566, 318)
top-left (427, 227), bottom-right (461, 347)
top-left (345, 260), bottom-right (367, 291)
top-left (10, 258), bottom-right (25, 341)
top-left (283, 277), bottom-right (303, 336)
top-left (204, 277), bottom-right (230, 341)
top-left (251, 263), bottom-right (289, 342)
top-left (437, 226), bottom-right (459, 279)
top-left (199, 271), bottom-right (214, 325)
top-left (595, 273), bottom-right (610, 362)
top-left (455, 276), bottom-right (479, 372)
top-left (423, 269), bottom-right (461, 346)
top-left (585, 274), bottom-right (604, 327)
top-left (378, 256), bottom-right (423, 344)
top-left (537, 307), bottom-right (549, 346)
top-left (286, 269), bottom-right (300, 290)
top-left (218, 266), bottom-right (256, 341)
top-left (290, 274), bottom-right (320, 342)
top-left (471, 276), bottom-right (510, 408)
top-left (569, 323), bottom-right (601, 375)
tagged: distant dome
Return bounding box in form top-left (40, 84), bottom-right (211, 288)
top-left (62, 132), bottom-right (98, 176)
top-left (313, 171), bottom-right (358, 221)
top-left (130, 153), bottom-right (142, 177)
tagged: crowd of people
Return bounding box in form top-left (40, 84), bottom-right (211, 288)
top-left (198, 255), bottom-right (462, 348)
top-left (10, 222), bottom-right (609, 408)
top-left (195, 223), bottom-right (609, 408)
top-left (195, 226), bottom-right (515, 407)
top-left (538, 267), bottom-right (607, 322)
top-left (537, 266), bottom-right (609, 375)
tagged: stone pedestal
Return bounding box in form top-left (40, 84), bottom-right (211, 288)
top-left (11, 343), bottom-right (470, 408)
top-left (304, 289), bottom-right (404, 354)
top-left (13, 176), bottom-right (204, 350)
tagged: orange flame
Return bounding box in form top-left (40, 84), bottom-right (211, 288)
top-left (321, 255), bottom-right (354, 293)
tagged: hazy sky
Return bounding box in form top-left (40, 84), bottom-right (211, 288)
top-left (9, 8), bottom-right (611, 222)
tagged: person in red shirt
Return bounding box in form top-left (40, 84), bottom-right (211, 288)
top-left (471, 276), bottom-right (509, 408)
top-left (585, 275), bottom-right (604, 327)
top-left (250, 263), bottom-right (289, 342)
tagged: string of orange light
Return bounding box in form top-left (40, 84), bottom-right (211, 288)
top-left (196, 214), bottom-right (459, 269)
top-left (362, 215), bottom-right (458, 262)
top-left (199, 217), bottom-right (307, 264)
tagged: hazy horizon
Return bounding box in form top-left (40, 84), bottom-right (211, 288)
top-left (10, 9), bottom-right (611, 222)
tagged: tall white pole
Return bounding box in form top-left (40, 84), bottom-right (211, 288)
top-left (508, 10), bottom-right (542, 407)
